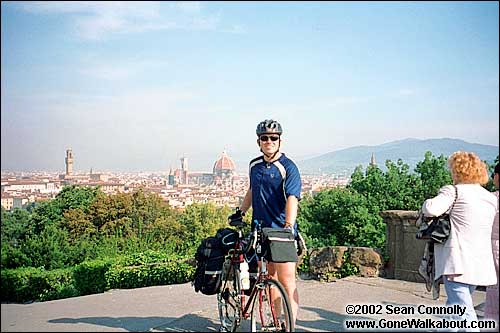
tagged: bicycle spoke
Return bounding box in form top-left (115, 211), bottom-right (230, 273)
top-left (218, 264), bottom-right (242, 332)
top-left (249, 280), bottom-right (294, 332)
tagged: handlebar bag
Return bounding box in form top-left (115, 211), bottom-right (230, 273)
top-left (262, 227), bottom-right (298, 263)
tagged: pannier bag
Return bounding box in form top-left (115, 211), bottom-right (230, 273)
top-left (261, 227), bottom-right (298, 263)
top-left (193, 237), bottom-right (225, 295)
top-left (216, 228), bottom-right (239, 254)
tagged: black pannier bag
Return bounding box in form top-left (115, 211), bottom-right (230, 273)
top-left (193, 237), bottom-right (225, 295)
top-left (261, 227), bottom-right (298, 263)
top-left (216, 228), bottom-right (239, 254)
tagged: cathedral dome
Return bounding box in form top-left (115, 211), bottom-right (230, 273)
top-left (213, 150), bottom-right (236, 173)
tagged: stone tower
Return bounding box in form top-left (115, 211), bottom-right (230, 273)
top-left (370, 152), bottom-right (376, 167)
top-left (180, 156), bottom-right (188, 184)
top-left (65, 149), bottom-right (74, 176)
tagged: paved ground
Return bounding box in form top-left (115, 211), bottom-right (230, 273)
top-left (1, 276), bottom-right (490, 332)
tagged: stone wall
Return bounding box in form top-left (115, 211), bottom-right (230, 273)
top-left (308, 246), bottom-right (384, 281)
top-left (305, 211), bottom-right (425, 283)
top-left (380, 210), bottom-right (426, 283)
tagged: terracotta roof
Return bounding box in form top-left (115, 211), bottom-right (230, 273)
top-left (213, 151), bottom-right (236, 172)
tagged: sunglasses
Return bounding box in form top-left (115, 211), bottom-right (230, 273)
top-left (259, 135), bottom-right (280, 142)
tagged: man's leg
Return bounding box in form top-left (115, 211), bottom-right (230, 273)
top-left (271, 262), bottom-right (299, 326)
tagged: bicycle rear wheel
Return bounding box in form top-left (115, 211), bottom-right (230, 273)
top-left (218, 262), bottom-right (242, 332)
top-left (249, 278), bottom-right (294, 332)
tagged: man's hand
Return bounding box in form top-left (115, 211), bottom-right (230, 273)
top-left (228, 207), bottom-right (245, 226)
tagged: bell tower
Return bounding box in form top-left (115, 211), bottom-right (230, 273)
top-left (180, 156), bottom-right (188, 184)
top-left (370, 152), bottom-right (376, 167)
top-left (65, 149), bottom-right (74, 176)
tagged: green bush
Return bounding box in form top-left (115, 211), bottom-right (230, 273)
top-left (106, 259), bottom-right (196, 289)
top-left (1, 267), bottom-right (75, 303)
top-left (73, 259), bottom-right (113, 295)
top-left (38, 283), bottom-right (80, 302)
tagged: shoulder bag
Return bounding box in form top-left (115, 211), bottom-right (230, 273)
top-left (415, 185), bottom-right (458, 244)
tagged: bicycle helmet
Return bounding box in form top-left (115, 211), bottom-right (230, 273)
top-left (256, 119), bottom-right (283, 136)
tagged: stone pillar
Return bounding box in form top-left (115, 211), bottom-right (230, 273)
top-left (380, 210), bottom-right (426, 283)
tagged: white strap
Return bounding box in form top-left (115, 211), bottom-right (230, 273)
top-left (274, 160), bottom-right (287, 202)
top-left (249, 158), bottom-right (264, 175)
top-left (267, 237), bottom-right (294, 242)
top-left (274, 160), bottom-right (286, 180)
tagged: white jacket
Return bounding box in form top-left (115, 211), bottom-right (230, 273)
top-left (422, 184), bottom-right (498, 286)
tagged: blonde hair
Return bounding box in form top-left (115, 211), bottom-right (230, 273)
top-left (448, 151), bottom-right (489, 185)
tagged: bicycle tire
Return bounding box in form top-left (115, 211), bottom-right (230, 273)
top-left (249, 278), bottom-right (294, 332)
top-left (218, 261), bottom-right (242, 332)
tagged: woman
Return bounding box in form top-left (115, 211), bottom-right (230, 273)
top-left (485, 163), bottom-right (499, 322)
top-left (422, 151), bottom-right (497, 324)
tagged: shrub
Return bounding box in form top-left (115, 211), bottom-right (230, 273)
top-left (1, 267), bottom-right (75, 303)
top-left (73, 259), bottom-right (113, 295)
top-left (106, 258), bottom-right (196, 289)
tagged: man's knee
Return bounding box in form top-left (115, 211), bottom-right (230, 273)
top-left (279, 275), bottom-right (296, 290)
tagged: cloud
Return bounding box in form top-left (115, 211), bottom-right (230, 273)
top-left (16, 1), bottom-right (239, 40)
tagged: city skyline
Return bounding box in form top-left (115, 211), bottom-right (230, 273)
top-left (2, 2), bottom-right (499, 172)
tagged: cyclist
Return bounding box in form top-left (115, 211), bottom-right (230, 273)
top-left (230, 119), bottom-right (302, 327)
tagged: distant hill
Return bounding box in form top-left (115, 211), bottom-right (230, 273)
top-left (297, 138), bottom-right (499, 175)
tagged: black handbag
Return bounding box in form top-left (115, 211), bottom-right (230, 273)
top-left (416, 185), bottom-right (457, 244)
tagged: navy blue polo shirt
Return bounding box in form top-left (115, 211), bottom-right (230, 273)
top-left (249, 153), bottom-right (301, 231)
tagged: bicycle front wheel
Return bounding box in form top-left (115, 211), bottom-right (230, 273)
top-left (249, 278), bottom-right (294, 332)
top-left (218, 262), bottom-right (242, 332)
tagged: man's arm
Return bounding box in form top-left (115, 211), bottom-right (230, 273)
top-left (240, 188), bottom-right (252, 214)
top-left (284, 195), bottom-right (299, 228)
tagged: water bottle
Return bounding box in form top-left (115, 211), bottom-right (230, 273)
top-left (240, 260), bottom-right (250, 290)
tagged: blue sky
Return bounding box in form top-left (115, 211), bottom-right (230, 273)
top-left (1, 1), bottom-right (498, 173)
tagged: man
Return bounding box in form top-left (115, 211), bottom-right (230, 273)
top-left (231, 119), bottom-right (302, 326)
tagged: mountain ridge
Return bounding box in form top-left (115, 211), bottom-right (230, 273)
top-left (297, 138), bottom-right (499, 175)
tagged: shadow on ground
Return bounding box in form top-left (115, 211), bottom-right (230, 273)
top-left (49, 314), bottom-right (220, 332)
top-left (298, 306), bottom-right (373, 332)
top-left (38, 299), bottom-right (492, 332)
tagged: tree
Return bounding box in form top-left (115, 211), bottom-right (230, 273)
top-left (180, 203), bottom-right (233, 250)
top-left (483, 155), bottom-right (499, 192)
top-left (414, 151), bottom-right (452, 202)
top-left (30, 185), bottom-right (101, 235)
top-left (61, 208), bottom-right (97, 242)
top-left (1, 207), bottom-right (33, 245)
top-left (89, 191), bottom-right (134, 231)
top-left (297, 188), bottom-right (385, 250)
top-left (348, 159), bottom-right (421, 211)
top-left (21, 224), bottom-right (72, 269)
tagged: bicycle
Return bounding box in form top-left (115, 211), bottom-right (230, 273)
top-left (217, 219), bottom-right (294, 332)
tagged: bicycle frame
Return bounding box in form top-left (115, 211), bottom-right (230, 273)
top-left (224, 229), bottom-right (281, 325)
